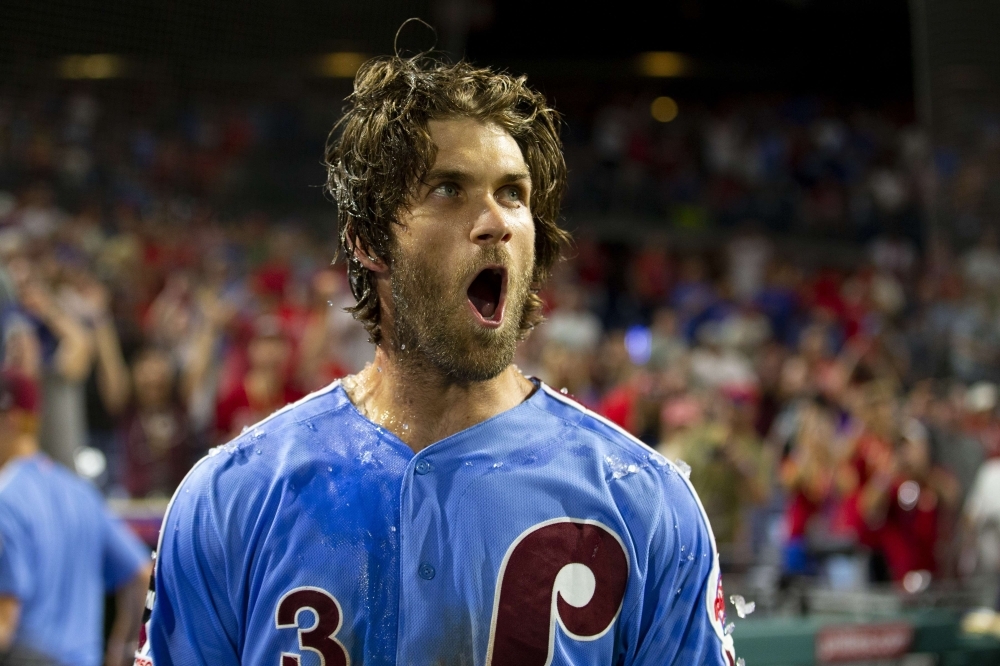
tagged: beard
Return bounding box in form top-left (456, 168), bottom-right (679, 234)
top-left (388, 245), bottom-right (532, 383)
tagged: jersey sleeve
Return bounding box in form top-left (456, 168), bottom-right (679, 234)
top-left (624, 468), bottom-right (737, 666)
top-left (144, 463), bottom-right (241, 666)
top-left (0, 511), bottom-right (31, 601)
top-left (102, 507), bottom-right (151, 592)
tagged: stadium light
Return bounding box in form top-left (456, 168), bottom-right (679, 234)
top-left (650, 96), bottom-right (679, 122)
top-left (317, 52), bottom-right (368, 77)
top-left (637, 52), bottom-right (688, 77)
top-left (58, 54), bottom-right (127, 79)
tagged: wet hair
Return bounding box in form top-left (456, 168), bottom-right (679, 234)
top-left (324, 54), bottom-right (570, 344)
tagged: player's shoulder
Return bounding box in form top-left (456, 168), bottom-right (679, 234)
top-left (177, 380), bottom-right (354, 487)
top-left (531, 382), bottom-right (670, 468)
top-left (530, 382), bottom-right (711, 523)
top-left (166, 379), bottom-right (408, 526)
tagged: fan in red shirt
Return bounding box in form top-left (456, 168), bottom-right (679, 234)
top-left (214, 314), bottom-right (304, 443)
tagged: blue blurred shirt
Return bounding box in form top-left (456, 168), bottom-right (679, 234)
top-left (0, 454), bottom-right (150, 666)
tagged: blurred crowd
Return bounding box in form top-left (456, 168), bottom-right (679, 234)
top-left (2, 85), bottom-right (1000, 595)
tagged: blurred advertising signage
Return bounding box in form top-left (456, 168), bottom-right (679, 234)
top-left (815, 622), bottom-right (914, 663)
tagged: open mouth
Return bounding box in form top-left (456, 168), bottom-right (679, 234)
top-left (466, 266), bottom-right (507, 326)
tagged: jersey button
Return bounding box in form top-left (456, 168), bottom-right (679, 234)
top-left (414, 460), bottom-right (433, 475)
top-left (418, 563), bottom-right (436, 580)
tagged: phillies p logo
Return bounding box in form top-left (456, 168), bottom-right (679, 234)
top-left (486, 519), bottom-right (629, 666)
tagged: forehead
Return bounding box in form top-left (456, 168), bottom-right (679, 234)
top-left (426, 117), bottom-right (527, 175)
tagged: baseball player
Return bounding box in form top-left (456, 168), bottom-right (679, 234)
top-left (138, 54), bottom-right (738, 666)
top-left (0, 369), bottom-right (151, 666)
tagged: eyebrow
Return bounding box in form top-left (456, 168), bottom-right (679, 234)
top-left (423, 168), bottom-right (532, 185)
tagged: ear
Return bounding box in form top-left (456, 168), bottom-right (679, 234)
top-left (344, 222), bottom-right (389, 273)
top-left (352, 237), bottom-right (388, 274)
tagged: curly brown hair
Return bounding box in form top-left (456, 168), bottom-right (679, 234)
top-left (324, 55), bottom-right (570, 345)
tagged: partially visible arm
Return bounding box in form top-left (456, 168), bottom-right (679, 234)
top-left (104, 563), bottom-right (152, 666)
top-left (92, 317), bottom-right (131, 416)
top-left (20, 282), bottom-right (93, 382)
top-left (0, 595), bottom-right (20, 652)
top-left (623, 469), bottom-right (736, 666)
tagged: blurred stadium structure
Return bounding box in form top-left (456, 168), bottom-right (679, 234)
top-left (3, 0), bottom-right (1000, 663)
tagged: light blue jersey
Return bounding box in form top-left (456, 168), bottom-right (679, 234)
top-left (0, 454), bottom-right (150, 666)
top-left (139, 380), bottom-right (736, 666)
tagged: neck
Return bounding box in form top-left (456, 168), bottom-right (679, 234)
top-left (343, 346), bottom-right (535, 453)
top-left (0, 434), bottom-right (38, 470)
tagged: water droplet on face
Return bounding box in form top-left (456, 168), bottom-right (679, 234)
top-left (402, 424), bottom-right (409, 430)
top-left (377, 366), bottom-right (382, 373)
top-left (400, 344), bottom-right (406, 350)
top-left (327, 300), bottom-right (334, 307)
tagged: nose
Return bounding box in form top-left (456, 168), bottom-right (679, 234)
top-left (470, 197), bottom-right (513, 246)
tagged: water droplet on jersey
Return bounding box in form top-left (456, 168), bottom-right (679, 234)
top-left (252, 428), bottom-right (265, 440)
top-left (725, 622), bottom-right (735, 636)
top-left (306, 422), bottom-right (317, 432)
top-left (241, 426), bottom-right (249, 434)
top-left (676, 588), bottom-right (682, 595)
top-left (464, 461), bottom-right (473, 466)
top-left (680, 545), bottom-right (686, 552)
top-left (730, 594), bottom-right (756, 618)
top-left (328, 466), bottom-right (333, 472)
top-left (492, 461), bottom-right (504, 469)
top-left (560, 387), bottom-right (569, 394)
top-left (676, 459), bottom-right (692, 479)
top-left (255, 448), bottom-right (262, 455)
top-left (648, 452), bottom-right (668, 467)
top-left (208, 446), bottom-right (222, 457)
top-left (359, 450), bottom-right (373, 464)
top-left (687, 553), bottom-right (695, 561)
top-left (605, 454), bottom-right (639, 480)
top-left (389, 525), bottom-right (396, 532)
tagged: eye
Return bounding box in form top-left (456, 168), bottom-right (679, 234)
top-left (432, 182), bottom-right (460, 198)
top-left (498, 185), bottom-right (523, 203)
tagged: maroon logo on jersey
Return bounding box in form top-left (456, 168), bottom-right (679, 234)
top-left (275, 586), bottom-right (350, 666)
top-left (486, 519), bottom-right (629, 666)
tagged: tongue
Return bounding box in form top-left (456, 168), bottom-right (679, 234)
top-left (468, 273), bottom-right (499, 319)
